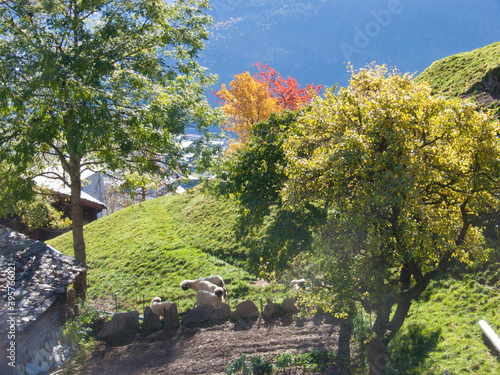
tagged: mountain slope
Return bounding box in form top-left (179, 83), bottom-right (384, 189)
top-left (416, 41), bottom-right (500, 117)
top-left (202, 0), bottom-right (500, 100)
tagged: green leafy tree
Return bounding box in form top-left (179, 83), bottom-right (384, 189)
top-left (0, 0), bottom-right (221, 299)
top-left (213, 111), bottom-right (323, 274)
top-left (282, 65), bottom-right (500, 374)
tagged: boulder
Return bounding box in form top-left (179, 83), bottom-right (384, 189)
top-left (230, 300), bottom-right (259, 320)
top-left (143, 306), bottom-right (162, 330)
top-left (182, 305), bottom-right (215, 325)
top-left (211, 302), bottom-right (231, 321)
top-left (281, 298), bottom-right (300, 314)
top-left (262, 299), bottom-right (278, 317)
top-left (163, 303), bottom-right (180, 329)
top-left (97, 311), bottom-right (140, 341)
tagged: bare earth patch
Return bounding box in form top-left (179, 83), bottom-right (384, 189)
top-left (72, 316), bottom-right (341, 375)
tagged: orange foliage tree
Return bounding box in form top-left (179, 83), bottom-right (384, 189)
top-left (215, 64), bottom-right (322, 151)
top-left (214, 71), bottom-right (279, 151)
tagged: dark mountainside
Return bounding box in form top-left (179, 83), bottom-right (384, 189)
top-left (201, 0), bottom-right (500, 101)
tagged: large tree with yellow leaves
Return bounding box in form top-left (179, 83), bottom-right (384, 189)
top-left (282, 65), bottom-right (500, 374)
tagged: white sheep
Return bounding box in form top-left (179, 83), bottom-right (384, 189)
top-left (180, 275), bottom-right (227, 296)
top-left (290, 278), bottom-right (307, 290)
top-left (150, 297), bottom-right (173, 317)
top-left (202, 275), bottom-right (225, 288)
top-left (195, 287), bottom-right (225, 309)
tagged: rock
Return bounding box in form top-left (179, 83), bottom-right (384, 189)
top-left (281, 298), bottom-right (300, 314)
top-left (182, 305), bottom-right (215, 325)
top-left (230, 300), bottom-right (259, 320)
top-left (39, 348), bottom-right (51, 361)
top-left (97, 311), bottom-right (140, 341)
top-left (262, 299), bottom-right (278, 317)
top-left (40, 361), bottom-right (50, 372)
top-left (211, 302), bottom-right (231, 320)
top-left (143, 306), bottom-right (162, 330)
top-left (25, 362), bottom-right (42, 375)
top-left (163, 303), bottom-right (180, 329)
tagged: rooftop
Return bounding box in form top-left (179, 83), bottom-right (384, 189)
top-left (0, 225), bottom-right (86, 338)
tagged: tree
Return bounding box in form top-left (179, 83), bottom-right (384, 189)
top-left (0, 160), bottom-right (70, 233)
top-left (212, 111), bottom-right (351, 365)
top-left (214, 63), bottom-right (322, 151)
top-left (214, 71), bottom-right (279, 152)
top-left (254, 62), bottom-right (322, 110)
top-left (282, 65), bottom-right (500, 374)
top-left (0, 0), bottom-right (221, 299)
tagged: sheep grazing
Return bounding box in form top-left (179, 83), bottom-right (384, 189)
top-left (150, 297), bottom-right (173, 317)
top-left (195, 287), bottom-right (225, 309)
top-left (202, 275), bottom-right (225, 288)
top-left (180, 275), bottom-right (227, 297)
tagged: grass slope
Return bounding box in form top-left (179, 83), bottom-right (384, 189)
top-left (48, 186), bottom-right (288, 314)
top-left (390, 270), bottom-right (500, 374)
top-left (416, 41), bottom-right (500, 116)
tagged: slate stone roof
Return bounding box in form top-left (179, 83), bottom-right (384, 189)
top-left (0, 225), bottom-right (86, 337)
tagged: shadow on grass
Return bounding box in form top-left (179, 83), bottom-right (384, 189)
top-left (389, 323), bottom-right (442, 373)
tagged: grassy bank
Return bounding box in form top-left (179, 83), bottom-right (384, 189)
top-left (389, 269), bottom-right (500, 374)
top-left (48, 186), bottom-right (290, 314)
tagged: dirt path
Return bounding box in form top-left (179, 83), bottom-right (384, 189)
top-left (72, 316), bottom-right (341, 375)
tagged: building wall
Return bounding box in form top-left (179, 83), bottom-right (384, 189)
top-left (0, 294), bottom-right (67, 374)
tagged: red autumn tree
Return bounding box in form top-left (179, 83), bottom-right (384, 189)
top-left (254, 62), bottom-right (322, 110)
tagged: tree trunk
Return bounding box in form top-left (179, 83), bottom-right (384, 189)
top-left (69, 154), bottom-right (87, 301)
top-left (367, 295), bottom-right (393, 375)
top-left (367, 291), bottom-right (414, 375)
top-left (337, 307), bottom-right (355, 373)
top-left (367, 338), bottom-right (388, 375)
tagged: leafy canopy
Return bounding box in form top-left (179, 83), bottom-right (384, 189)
top-left (214, 71), bottom-right (279, 152)
top-left (0, 0), bottom-right (220, 190)
top-left (283, 65), bottom-right (500, 373)
top-left (0, 0), bottom-right (222, 215)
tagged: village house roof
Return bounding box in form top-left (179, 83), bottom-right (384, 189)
top-left (0, 225), bottom-right (86, 338)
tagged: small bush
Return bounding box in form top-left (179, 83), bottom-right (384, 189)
top-left (225, 353), bottom-right (251, 375)
top-left (63, 302), bottom-right (103, 347)
top-left (251, 355), bottom-right (273, 375)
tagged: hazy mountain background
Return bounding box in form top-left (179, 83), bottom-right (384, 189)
top-left (200, 0), bottom-right (500, 104)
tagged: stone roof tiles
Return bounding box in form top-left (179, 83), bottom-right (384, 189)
top-left (0, 225), bottom-right (86, 338)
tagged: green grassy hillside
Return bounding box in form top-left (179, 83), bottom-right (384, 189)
top-left (389, 270), bottom-right (500, 374)
top-left (48, 183), bottom-right (500, 373)
top-left (416, 41), bottom-right (500, 117)
top-left (47, 186), bottom-right (288, 314)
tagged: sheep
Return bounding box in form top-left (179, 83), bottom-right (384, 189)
top-left (180, 275), bottom-right (227, 297)
top-left (195, 287), bottom-right (225, 309)
top-left (290, 278), bottom-right (307, 290)
top-left (202, 275), bottom-right (225, 288)
top-left (150, 297), bottom-right (173, 317)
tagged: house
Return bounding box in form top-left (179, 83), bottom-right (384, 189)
top-left (0, 225), bottom-right (87, 375)
top-left (0, 170), bottom-right (107, 241)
